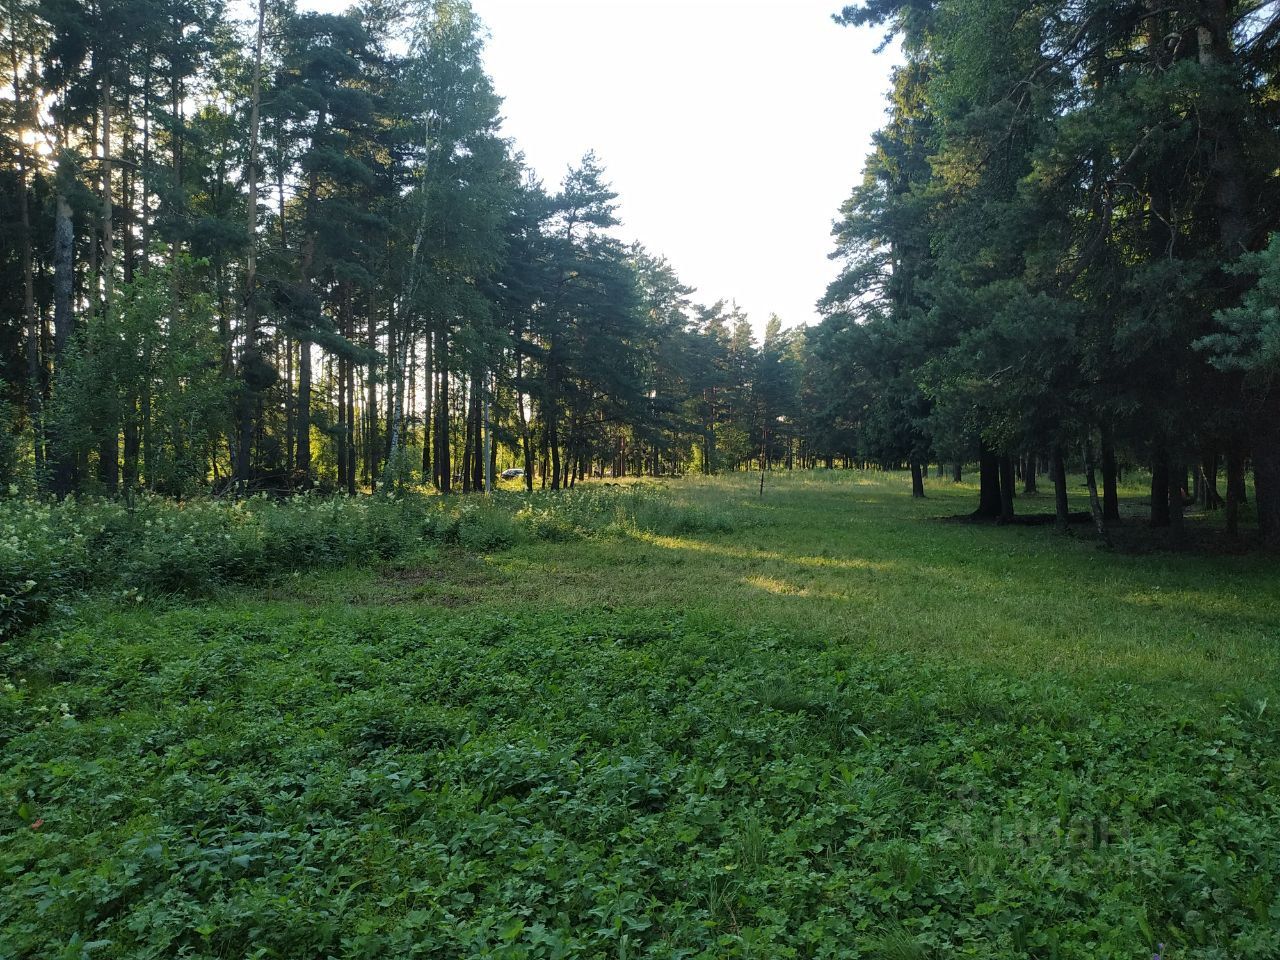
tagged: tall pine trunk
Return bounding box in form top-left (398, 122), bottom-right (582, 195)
top-left (10, 38), bottom-right (43, 479)
top-left (1226, 449), bottom-right (1244, 537)
top-left (1052, 446), bottom-right (1070, 531)
top-left (1167, 453), bottom-right (1186, 542)
top-left (1101, 429), bottom-right (1120, 524)
top-left (295, 343), bottom-right (311, 483)
top-left (294, 136), bottom-right (322, 487)
top-left (434, 329), bottom-right (450, 492)
top-left (1255, 421), bottom-right (1280, 548)
top-left (976, 442), bottom-right (1001, 518)
top-left (1150, 447), bottom-right (1170, 527)
top-left (235, 0), bottom-right (267, 486)
top-left (998, 454), bottom-right (1015, 523)
top-left (51, 187), bottom-right (76, 496)
top-left (1084, 439), bottom-right (1110, 545)
top-left (96, 72), bottom-right (119, 493)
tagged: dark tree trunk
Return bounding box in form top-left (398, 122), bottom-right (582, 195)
top-left (470, 379), bottom-right (484, 493)
top-left (473, 386), bottom-right (481, 496)
top-left (366, 306), bottom-right (379, 488)
top-left (295, 343), bottom-right (311, 484)
top-left (97, 67), bottom-right (121, 509)
top-left (51, 190), bottom-right (76, 495)
top-left (337, 355), bottom-right (347, 492)
top-left (514, 350), bottom-right (533, 491)
top-left (1052, 445), bottom-right (1070, 532)
top-left (465, 404), bottom-right (476, 492)
top-left (1150, 448), bottom-right (1170, 527)
top-left (235, 0), bottom-right (267, 487)
top-left (1167, 454), bottom-right (1186, 541)
top-left (1201, 452), bottom-right (1224, 509)
top-left (421, 333), bottom-right (432, 485)
top-left (548, 406), bottom-right (561, 490)
top-left (1226, 449), bottom-right (1244, 537)
top-left (998, 455), bottom-right (1016, 523)
top-left (434, 331), bottom-right (450, 493)
top-left (98, 434), bottom-right (118, 493)
top-left (123, 400), bottom-right (140, 492)
top-left (976, 442), bottom-right (1002, 518)
top-left (11, 41), bottom-right (42, 479)
top-left (284, 341), bottom-right (294, 474)
top-left (346, 350), bottom-right (356, 496)
top-left (1101, 430), bottom-right (1120, 525)
top-left (911, 462), bottom-right (925, 498)
top-left (1023, 455), bottom-right (1037, 494)
top-left (1255, 418), bottom-right (1280, 548)
top-left (1084, 439), bottom-right (1110, 545)
top-left (952, 462), bottom-right (962, 483)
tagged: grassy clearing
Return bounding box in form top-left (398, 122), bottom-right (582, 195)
top-left (3, 472), bottom-right (1279, 959)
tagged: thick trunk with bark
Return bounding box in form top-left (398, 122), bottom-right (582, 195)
top-left (1226, 450), bottom-right (1244, 537)
top-left (1084, 439), bottom-right (1110, 545)
top-left (235, 0), bottom-right (267, 486)
top-left (471, 379), bottom-right (484, 492)
top-left (1201, 452), bottom-right (1224, 509)
top-left (434, 330), bottom-right (450, 492)
top-left (1052, 445), bottom-right (1070, 531)
top-left (51, 190), bottom-right (76, 495)
top-left (1255, 418), bottom-right (1280, 548)
top-left (100, 74), bottom-right (114, 308)
top-left (1150, 448), bottom-right (1170, 527)
top-left (910, 462), bottom-right (925, 498)
top-left (976, 442), bottom-right (1002, 518)
top-left (998, 455), bottom-right (1016, 523)
top-left (548, 405), bottom-right (561, 490)
top-left (1101, 431), bottom-right (1120, 524)
top-left (421, 333), bottom-right (432, 484)
top-left (295, 344), bottom-right (311, 482)
top-left (1167, 454), bottom-right (1186, 541)
top-left (366, 304), bottom-right (378, 488)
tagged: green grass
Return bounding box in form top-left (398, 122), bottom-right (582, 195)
top-left (3, 472), bottom-right (1279, 959)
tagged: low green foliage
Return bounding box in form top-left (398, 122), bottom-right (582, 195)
top-left (0, 484), bottom-right (747, 639)
top-left (2, 473), bottom-right (1278, 958)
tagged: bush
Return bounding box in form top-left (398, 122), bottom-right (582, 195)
top-left (0, 481), bottom-right (755, 639)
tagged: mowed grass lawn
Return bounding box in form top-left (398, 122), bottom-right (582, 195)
top-left (3, 473), bottom-right (1279, 959)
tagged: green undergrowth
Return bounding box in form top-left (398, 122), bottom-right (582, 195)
top-left (0, 482), bottom-right (745, 639)
top-left (2, 472), bottom-right (1279, 959)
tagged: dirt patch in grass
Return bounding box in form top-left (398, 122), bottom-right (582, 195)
top-left (378, 555), bottom-right (503, 606)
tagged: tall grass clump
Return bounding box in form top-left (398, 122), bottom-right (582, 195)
top-left (0, 481), bottom-right (755, 639)
top-left (0, 493), bottom-right (438, 637)
top-left (514, 482), bottom-right (747, 540)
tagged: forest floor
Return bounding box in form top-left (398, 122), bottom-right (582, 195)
top-left (4, 472), bottom-right (1280, 959)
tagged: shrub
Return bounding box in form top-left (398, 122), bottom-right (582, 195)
top-left (0, 481), bottom-right (755, 639)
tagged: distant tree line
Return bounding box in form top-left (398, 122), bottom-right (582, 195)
top-left (808, 0), bottom-right (1280, 546)
top-left (0, 0), bottom-right (824, 498)
top-left (8, 0), bottom-right (1279, 548)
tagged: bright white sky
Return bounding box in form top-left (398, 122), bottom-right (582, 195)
top-left (307, 0), bottom-right (901, 335)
